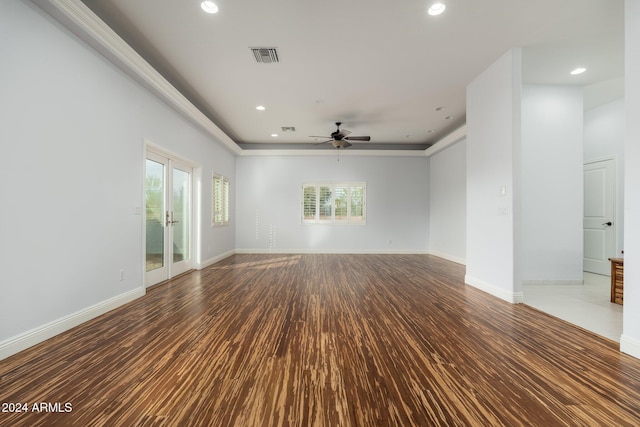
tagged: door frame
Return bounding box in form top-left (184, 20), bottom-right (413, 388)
top-left (144, 142), bottom-right (199, 287)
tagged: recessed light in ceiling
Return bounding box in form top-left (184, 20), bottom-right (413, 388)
top-left (445, 115), bottom-right (454, 120)
top-left (428, 3), bottom-right (446, 16)
top-left (271, 133), bottom-right (279, 137)
top-left (570, 67), bottom-right (587, 75)
top-left (256, 105), bottom-right (266, 111)
top-left (200, 1), bottom-right (219, 14)
top-left (435, 106), bottom-right (445, 111)
top-left (427, 129), bottom-right (435, 133)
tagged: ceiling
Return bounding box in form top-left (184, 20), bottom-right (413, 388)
top-left (79, 0), bottom-right (624, 151)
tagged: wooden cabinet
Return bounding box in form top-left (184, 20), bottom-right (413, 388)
top-left (609, 258), bottom-right (624, 305)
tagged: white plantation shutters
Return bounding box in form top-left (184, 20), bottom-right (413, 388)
top-left (301, 183), bottom-right (366, 224)
top-left (303, 185), bottom-right (317, 220)
top-left (349, 185), bottom-right (365, 222)
top-left (319, 185), bottom-right (332, 221)
top-left (213, 174), bottom-right (229, 226)
top-left (334, 186), bottom-right (348, 221)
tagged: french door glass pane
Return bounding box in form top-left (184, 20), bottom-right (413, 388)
top-left (172, 168), bottom-right (190, 264)
top-left (145, 159), bottom-right (165, 272)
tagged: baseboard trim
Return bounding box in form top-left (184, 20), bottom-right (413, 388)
top-left (197, 250), bottom-right (236, 269)
top-left (235, 248), bottom-right (430, 255)
top-left (621, 334), bottom-right (640, 360)
top-left (428, 250), bottom-right (466, 266)
top-left (0, 287), bottom-right (145, 361)
top-left (522, 279), bottom-right (583, 286)
top-left (465, 275), bottom-right (524, 304)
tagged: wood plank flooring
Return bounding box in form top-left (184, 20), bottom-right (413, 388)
top-left (2, 254), bottom-right (640, 426)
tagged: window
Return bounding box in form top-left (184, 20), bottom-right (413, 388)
top-left (213, 174), bottom-right (229, 226)
top-left (301, 182), bottom-right (366, 224)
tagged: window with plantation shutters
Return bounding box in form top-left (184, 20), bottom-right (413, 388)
top-left (303, 185), bottom-right (317, 220)
top-left (301, 182), bottom-right (366, 224)
top-left (213, 174), bottom-right (229, 226)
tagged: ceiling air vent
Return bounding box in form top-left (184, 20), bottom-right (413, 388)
top-left (281, 127), bottom-right (295, 132)
top-left (251, 47), bottom-right (279, 63)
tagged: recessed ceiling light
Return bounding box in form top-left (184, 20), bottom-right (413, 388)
top-left (570, 67), bottom-right (587, 75)
top-left (428, 3), bottom-right (446, 16)
top-left (427, 129), bottom-right (435, 134)
top-left (445, 115), bottom-right (454, 120)
top-left (201, 1), bottom-right (219, 14)
top-left (435, 106), bottom-right (445, 111)
top-left (271, 133), bottom-right (279, 137)
top-left (256, 105), bottom-right (266, 111)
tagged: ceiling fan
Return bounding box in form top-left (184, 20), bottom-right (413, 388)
top-left (309, 122), bottom-right (371, 149)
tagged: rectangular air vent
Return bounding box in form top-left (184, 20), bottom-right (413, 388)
top-left (281, 127), bottom-right (295, 132)
top-left (250, 47), bottom-right (279, 63)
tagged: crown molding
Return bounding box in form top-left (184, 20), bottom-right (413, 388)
top-left (238, 149), bottom-right (428, 157)
top-left (31, 0), bottom-right (466, 158)
top-left (424, 125), bottom-right (467, 157)
top-left (32, 0), bottom-right (242, 155)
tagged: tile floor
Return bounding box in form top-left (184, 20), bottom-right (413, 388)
top-left (523, 273), bottom-right (623, 342)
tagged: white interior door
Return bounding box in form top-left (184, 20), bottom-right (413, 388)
top-left (583, 159), bottom-right (615, 275)
top-left (145, 151), bottom-right (193, 286)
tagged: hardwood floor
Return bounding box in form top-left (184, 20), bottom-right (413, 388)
top-left (2, 254), bottom-right (640, 426)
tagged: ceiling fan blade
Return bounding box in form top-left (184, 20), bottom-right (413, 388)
top-left (313, 139), bottom-right (333, 145)
top-left (342, 141), bottom-right (353, 148)
top-left (344, 136), bottom-right (371, 142)
top-left (337, 129), bottom-right (352, 137)
top-left (309, 135), bottom-right (331, 138)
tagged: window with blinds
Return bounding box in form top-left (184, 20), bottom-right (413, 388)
top-left (213, 174), bottom-right (229, 226)
top-left (301, 183), bottom-right (366, 224)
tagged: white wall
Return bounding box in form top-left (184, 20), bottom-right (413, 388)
top-left (465, 49), bottom-right (522, 303)
top-left (621, 0), bottom-right (640, 359)
top-left (429, 140), bottom-right (466, 264)
top-left (0, 0), bottom-right (235, 358)
top-left (584, 98), bottom-right (625, 254)
top-left (236, 154), bottom-right (429, 253)
top-left (520, 85), bottom-right (584, 284)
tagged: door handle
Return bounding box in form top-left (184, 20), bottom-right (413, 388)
top-left (166, 211), bottom-right (180, 226)
top-left (603, 221), bottom-right (613, 226)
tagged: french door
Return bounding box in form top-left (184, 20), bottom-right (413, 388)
top-left (145, 151), bottom-right (193, 286)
